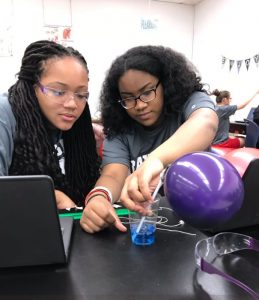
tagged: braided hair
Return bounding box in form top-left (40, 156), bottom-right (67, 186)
top-left (8, 40), bottom-right (100, 206)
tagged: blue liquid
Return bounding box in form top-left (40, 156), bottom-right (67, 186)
top-left (131, 223), bottom-right (156, 246)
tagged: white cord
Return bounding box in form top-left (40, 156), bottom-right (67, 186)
top-left (156, 228), bottom-right (196, 236)
top-left (120, 207), bottom-right (196, 237)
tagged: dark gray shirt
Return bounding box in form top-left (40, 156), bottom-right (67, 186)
top-left (213, 105), bottom-right (237, 144)
top-left (102, 91), bottom-right (216, 172)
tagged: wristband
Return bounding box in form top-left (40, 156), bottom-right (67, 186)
top-left (85, 186), bottom-right (113, 206)
top-left (93, 186), bottom-right (113, 203)
top-left (85, 193), bottom-right (108, 206)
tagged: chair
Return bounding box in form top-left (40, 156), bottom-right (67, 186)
top-left (244, 118), bottom-right (259, 147)
top-left (246, 107), bottom-right (256, 121)
top-left (92, 122), bottom-right (105, 158)
top-left (210, 146), bottom-right (235, 156)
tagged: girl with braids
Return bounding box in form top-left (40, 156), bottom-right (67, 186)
top-left (0, 40), bottom-right (100, 208)
top-left (80, 45), bottom-right (218, 234)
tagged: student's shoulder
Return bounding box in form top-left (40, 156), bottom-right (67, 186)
top-left (0, 93), bottom-right (11, 110)
top-left (0, 93), bottom-right (16, 125)
top-left (183, 91), bottom-right (215, 115)
top-left (188, 91), bottom-right (211, 102)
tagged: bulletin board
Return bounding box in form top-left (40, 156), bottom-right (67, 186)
top-left (42, 0), bottom-right (73, 46)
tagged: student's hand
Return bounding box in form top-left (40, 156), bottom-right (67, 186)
top-left (120, 158), bottom-right (164, 213)
top-left (80, 196), bottom-right (127, 234)
top-left (55, 190), bottom-right (76, 209)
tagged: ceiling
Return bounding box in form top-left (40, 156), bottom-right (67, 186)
top-left (153, 0), bottom-right (204, 5)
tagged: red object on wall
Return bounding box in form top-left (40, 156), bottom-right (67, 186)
top-left (63, 28), bottom-right (71, 39)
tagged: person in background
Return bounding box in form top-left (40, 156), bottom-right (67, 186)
top-left (0, 40), bottom-right (100, 208)
top-left (80, 45), bottom-right (218, 234)
top-left (212, 89), bottom-right (259, 148)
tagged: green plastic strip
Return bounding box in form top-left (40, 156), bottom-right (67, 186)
top-left (59, 208), bottom-right (134, 220)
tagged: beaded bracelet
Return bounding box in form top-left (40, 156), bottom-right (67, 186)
top-left (85, 186), bottom-right (113, 206)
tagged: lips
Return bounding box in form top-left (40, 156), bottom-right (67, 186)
top-left (138, 112), bottom-right (152, 120)
top-left (60, 113), bottom-right (77, 122)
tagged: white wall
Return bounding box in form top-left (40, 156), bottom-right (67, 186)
top-left (193, 0), bottom-right (259, 120)
top-left (0, 0), bottom-right (194, 117)
top-left (2, 0), bottom-right (259, 120)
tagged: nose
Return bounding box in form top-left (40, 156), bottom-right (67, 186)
top-left (134, 97), bottom-right (147, 110)
top-left (64, 92), bottom-right (77, 108)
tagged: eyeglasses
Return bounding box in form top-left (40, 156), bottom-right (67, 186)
top-left (118, 81), bottom-right (160, 110)
top-left (195, 232), bottom-right (259, 299)
top-left (38, 83), bottom-right (89, 104)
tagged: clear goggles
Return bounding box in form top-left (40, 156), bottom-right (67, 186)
top-left (195, 232), bottom-right (259, 299)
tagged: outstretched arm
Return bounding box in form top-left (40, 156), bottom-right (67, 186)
top-left (120, 108), bottom-right (218, 208)
top-left (237, 90), bottom-right (259, 110)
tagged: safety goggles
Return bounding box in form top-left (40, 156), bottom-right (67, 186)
top-left (195, 232), bottom-right (259, 299)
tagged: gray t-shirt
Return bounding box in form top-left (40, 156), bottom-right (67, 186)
top-left (213, 105), bottom-right (237, 144)
top-left (0, 94), bottom-right (16, 175)
top-left (102, 91), bottom-right (215, 172)
top-left (0, 94), bottom-right (65, 175)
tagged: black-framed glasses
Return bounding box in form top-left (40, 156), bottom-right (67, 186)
top-left (118, 81), bottom-right (160, 110)
top-left (195, 232), bottom-right (259, 299)
top-left (38, 83), bottom-right (89, 104)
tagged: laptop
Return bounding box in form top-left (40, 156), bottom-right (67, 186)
top-left (0, 175), bottom-right (73, 268)
top-left (208, 158), bottom-right (259, 232)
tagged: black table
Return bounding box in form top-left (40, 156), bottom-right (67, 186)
top-left (229, 121), bottom-right (247, 135)
top-left (0, 198), bottom-right (259, 300)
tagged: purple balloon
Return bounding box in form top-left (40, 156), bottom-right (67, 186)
top-left (164, 151), bottom-right (244, 229)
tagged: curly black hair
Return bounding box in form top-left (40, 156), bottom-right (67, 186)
top-left (8, 40), bottom-right (100, 206)
top-left (100, 45), bottom-right (208, 138)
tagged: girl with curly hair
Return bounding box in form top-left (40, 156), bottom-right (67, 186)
top-left (80, 45), bottom-right (218, 234)
top-left (0, 40), bottom-right (100, 208)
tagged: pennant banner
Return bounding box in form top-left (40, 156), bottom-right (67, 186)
top-left (254, 54), bottom-right (259, 68)
top-left (229, 59), bottom-right (235, 71)
top-left (221, 56), bottom-right (226, 67)
top-left (221, 53), bottom-right (259, 73)
top-left (237, 60), bottom-right (242, 73)
top-left (245, 58), bottom-right (251, 71)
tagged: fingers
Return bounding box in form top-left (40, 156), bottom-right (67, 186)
top-left (120, 180), bottom-right (148, 215)
top-left (110, 209), bottom-right (127, 232)
top-left (80, 208), bottom-right (110, 233)
top-left (55, 189), bottom-right (76, 209)
top-left (120, 158), bottom-right (164, 207)
top-left (121, 171), bottom-right (151, 203)
top-left (120, 194), bottom-right (145, 215)
top-left (80, 197), bottom-right (127, 234)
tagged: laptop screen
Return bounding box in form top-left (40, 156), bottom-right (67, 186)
top-left (0, 175), bottom-right (73, 268)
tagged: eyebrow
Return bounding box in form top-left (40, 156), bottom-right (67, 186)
top-left (120, 82), bottom-right (156, 96)
top-left (44, 82), bottom-right (88, 90)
